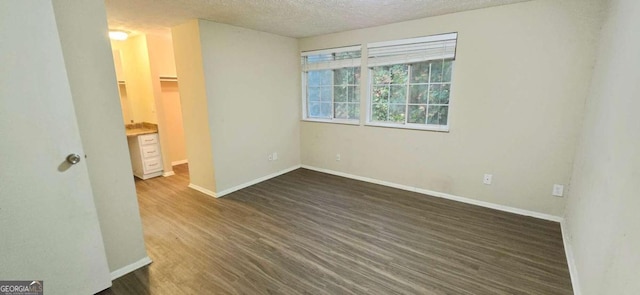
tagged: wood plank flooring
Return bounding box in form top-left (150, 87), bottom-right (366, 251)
top-left (98, 164), bottom-right (572, 294)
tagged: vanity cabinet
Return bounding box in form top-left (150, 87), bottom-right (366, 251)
top-left (127, 133), bottom-right (163, 179)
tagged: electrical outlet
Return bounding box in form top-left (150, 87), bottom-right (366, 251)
top-left (268, 154), bottom-right (273, 161)
top-left (552, 184), bottom-right (564, 197)
top-left (483, 174), bottom-right (492, 185)
top-left (273, 152), bottom-right (278, 160)
top-left (336, 153), bottom-right (341, 161)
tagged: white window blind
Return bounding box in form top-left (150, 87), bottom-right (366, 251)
top-left (367, 33), bottom-right (457, 67)
top-left (301, 45), bottom-right (362, 71)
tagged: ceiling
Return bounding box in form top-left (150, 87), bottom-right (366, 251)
top-left (104, 0), bottom-right (530, 38)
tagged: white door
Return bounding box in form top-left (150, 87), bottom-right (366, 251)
top-left (0, 1), bottom-right (112, 294)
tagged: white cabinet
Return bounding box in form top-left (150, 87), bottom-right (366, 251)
top-left (127, 133), bottom-right (163, 179)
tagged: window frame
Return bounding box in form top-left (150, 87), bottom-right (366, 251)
top-left (365, 33), bottom-right (457, 132)
top-left (365, 62), bottom-right (454, 132)
top-left (301, 46), bottom-right (362, 125)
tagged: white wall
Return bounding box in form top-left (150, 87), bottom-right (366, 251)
top-left (564, 0), bottom-right (640, 293)
top-left (298, 0), bottom-right (604, 216)
top-left (51, 0), bottom-right (149, 274)
top-left (197, 20), bottom-right (301, 193)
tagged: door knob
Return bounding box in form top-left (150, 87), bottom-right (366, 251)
top-left (66, 154), bottom-right (81, 164)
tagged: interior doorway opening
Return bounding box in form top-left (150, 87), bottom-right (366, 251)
top-left (110, 33), bottom-right (189, 182)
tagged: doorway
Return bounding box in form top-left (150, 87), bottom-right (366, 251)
top-left (110, 33), bottom-right (189, 181)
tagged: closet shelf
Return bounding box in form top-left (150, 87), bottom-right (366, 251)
top-left (159, 76), bottom-right (178, 82)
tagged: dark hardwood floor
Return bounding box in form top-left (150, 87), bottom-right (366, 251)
top-left (98, 164), bottom-right (572, 294)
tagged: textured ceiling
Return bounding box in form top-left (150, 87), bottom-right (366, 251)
top-left (105, 0), bottom-right (530, 38)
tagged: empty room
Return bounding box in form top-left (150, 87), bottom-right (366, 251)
top-left (1, 0), bottom-right (638, 294)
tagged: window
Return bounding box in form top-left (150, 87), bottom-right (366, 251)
top-left (367, 33), bottom-right (457, 131)
top-left (302, 46), bottom-right (361, 123)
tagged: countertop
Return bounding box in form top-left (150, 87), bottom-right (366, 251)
top-left (125, 122), bottom-right (158, 137)
top-left (125, 128), bottom-right (157, 137)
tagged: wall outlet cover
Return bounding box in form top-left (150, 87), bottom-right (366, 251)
top-left (483, 174), bottom-right (492, 185)
top-left (552, 184), bottom-right (564, 197)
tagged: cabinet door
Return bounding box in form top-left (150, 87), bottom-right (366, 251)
top-left (141, 145), bottom-right (160, 158)
top-left (143, 157), bottom-right (163, 173)
top-left (139, 133), bottom-right (158, 145)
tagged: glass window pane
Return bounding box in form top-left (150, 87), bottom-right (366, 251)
top-left (334, 51), bottom-right (361, 60)
top-left (372, 86), bottom-right (389, 103)
top-left (372, 103), bottom-right (388, 122)
top-left (408, 105), bottom-right (427, 124)
top-left (334, 103), bottom-right (348, 119)
top-left (320, 86), bottom-right (332, 102)
top-left (411, 61), bottom-right (430, 83)
top-left (307, 71), bottom-right (322, 86)
top-left (348, 103), bottom-right (359, 120)
top-left (320, 102), bottom-right (332, 118)
top-left (371, 66), bottom-right (390, 85)
top-left (409, 85), bottom-right (428, 104)
top-left (427, 106), bottom-right (449, 125)
top-left (430, 60), bottom-right (444, 83)
top-left (334, 68), bottom-right (350, 86)
top-left (309, 70), bottom-right (332, 86)
top-left (348, 86), bottom-right (359, 103)
top-left (371, 65), bottom-right (408, 85)
top-left (308, 87), bottom-right (320, 102)
top-left (309, 102), bottom-right (331, 119)
top-left (320, 70), bottom-right (332, 85)
top-left (334, 86), bottom-right (347, 102)
top-left (306, 54), bottom-right (332, 64)
top-left (333, 67), bottom-right (360, 85)
top-left (389, 64), bottom-right (408, 84)
top-left (389, 85), bottom-right (407, 104)
top-left (353, 68), bottom-right (361, 85)
top-left (308, 102), bottom-right (322, 117)
top-left (389, 105), bottom-right (406, 123)
top-left (442, 60), bottom-right (453, 82)
top-left (428, 84), bottom-right (450, 104)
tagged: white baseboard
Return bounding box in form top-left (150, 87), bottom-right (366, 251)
top-left (188, 183), bottom-right (218, 198)
top-left (163, 171), bottom-right (175, 177)
top-left (110, 256), bottom-right (152, 280)
top-left (300, 165), bottom-right (563, 222)
top-left (172, 159), bottom-right (188, 166)
top-left (216, 165), bottom-right (302, 198)
top-left (561, 220), bottom-right (581, 295)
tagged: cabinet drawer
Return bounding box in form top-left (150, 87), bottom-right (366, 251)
top-left (143, 157), bottom-right (162, 173)
top-left (139, 133), bottom-right (158, 145)
top-left (141, 145), bottom-right (160, 159)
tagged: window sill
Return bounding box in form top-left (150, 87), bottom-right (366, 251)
top-left (364, 121), bottom-right (449, 132)
top-left (302, 118), bottom-right (360, 126)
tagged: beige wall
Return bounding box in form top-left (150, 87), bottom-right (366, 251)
top-left (564, 0), bottom-right (640, 293)
top-left (51, 0), bottom-right (148, 274)
top-left (146, 34), bottom-right (187, 165)
top-left (172, 20), bottom-right (217, 192)
top-left (111, 36), bottom-right (157, 124)
top-left (298, 0), bottom-right (604, 216)
top-left (197, 20), bottom-right (301, 193)
top-left (159, 81), bottom-right (187, 164)
top-left (146, 34), bottom-right (175, 173)
top-left (112, 50), bottom-right (134, 124)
